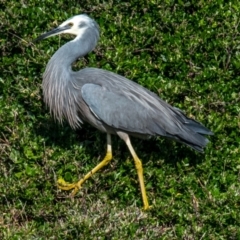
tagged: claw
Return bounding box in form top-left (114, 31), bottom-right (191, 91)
top-left (57, 177), bottom-right (76, 190)
top-left (57, 177), bottom-right (69, 186)
top-left (57, 177), bottom-right (82, 197)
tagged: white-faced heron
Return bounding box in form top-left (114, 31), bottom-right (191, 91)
top-left (35, 14), bottom-right (213, 210)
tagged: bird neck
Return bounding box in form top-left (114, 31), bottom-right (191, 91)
top-left (50, 30), bottom-right (99, 69)
top-left (42, 29), bottom-right (99, 128)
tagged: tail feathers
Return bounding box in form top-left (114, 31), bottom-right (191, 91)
top-left (173, 107), bottom-right (213, 134)
top-left (166, 130), bottom-right (210, 153)
top-left (165, 107), bottom-right (213, 152)
top-left (182, 141), bottom-right (206, 153)
top-left (185, 118), bottom-right (214, 136)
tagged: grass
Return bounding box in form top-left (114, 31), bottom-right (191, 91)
top-left (0, 0), bottom-right (240, 239)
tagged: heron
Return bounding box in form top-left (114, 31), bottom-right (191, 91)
top-left (35, 14), bottom-right (213, 210)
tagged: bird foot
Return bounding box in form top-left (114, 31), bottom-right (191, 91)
top-left (57, 177), bottom-right (82, 197)
top-left (142, 201), bottom-right (153, 211)
top-left (142, 204), bottom-right (153, 211)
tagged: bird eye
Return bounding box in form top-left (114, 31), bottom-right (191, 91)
top-left (79, 22), bottom-right (86, 28)
top-left (68, 22), bottom-right (73, 27)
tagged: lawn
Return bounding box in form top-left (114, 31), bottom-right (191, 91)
top-left (0, 1), bottom-right (239, 239)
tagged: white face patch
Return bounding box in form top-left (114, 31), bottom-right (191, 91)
top-left (59, 15), bottom-right (93, 36)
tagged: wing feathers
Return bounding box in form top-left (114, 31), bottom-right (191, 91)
top-left (78, 68), bottom-right (212, 152)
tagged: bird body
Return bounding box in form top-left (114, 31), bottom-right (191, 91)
top-left (36, 14), bottom-right (213, 210)
top-left (44, 61), bottom-right (211, 152)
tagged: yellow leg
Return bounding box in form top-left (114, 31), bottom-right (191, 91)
top-left (57, 134), bottom-right (112, 196)
top-left (125, 137), bottom-right (150, 210)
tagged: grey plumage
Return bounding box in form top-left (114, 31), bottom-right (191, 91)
top-left (35, 14), bottom-right (213, 209)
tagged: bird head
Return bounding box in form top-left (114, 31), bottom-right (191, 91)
top-left (35, 14), bottom-right (99, 41)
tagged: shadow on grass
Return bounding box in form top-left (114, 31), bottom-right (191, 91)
top-left (31, 115), bottom-right (207, 203)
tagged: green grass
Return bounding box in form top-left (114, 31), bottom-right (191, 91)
top-left (0, 0), bottom-right (239, 239)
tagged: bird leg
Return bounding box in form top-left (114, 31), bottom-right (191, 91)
top-left (125, 136), bottom-right (150, 210)
top-left (57, 134), bottom-right (113, 196)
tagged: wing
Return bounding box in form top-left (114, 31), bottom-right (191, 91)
top-left (76, 68), bottom-right (212, 152)
top-left (81, 83), bottom-right (167, 136)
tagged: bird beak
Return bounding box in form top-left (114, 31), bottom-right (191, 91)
top-left (34, 25), bottom-right (71, 42)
